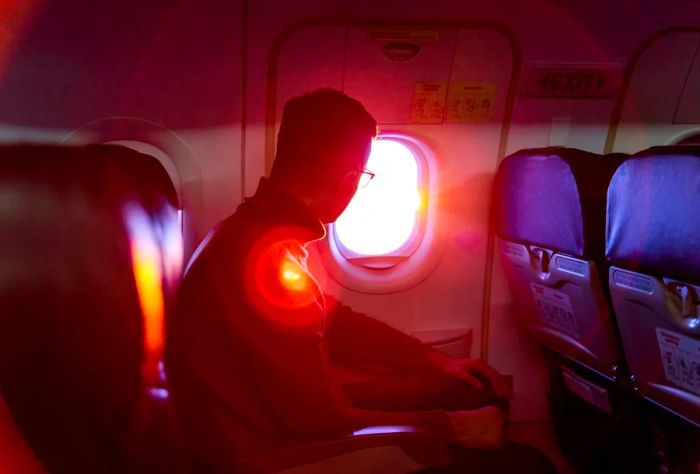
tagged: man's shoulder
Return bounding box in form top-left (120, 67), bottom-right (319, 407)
top-left (184, 206), bottom-right (272, 277)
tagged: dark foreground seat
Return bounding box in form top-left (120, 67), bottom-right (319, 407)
top-left (0, 144), bottom-right (449, 474)
top-left (0, 144), bottom-right (183, 473)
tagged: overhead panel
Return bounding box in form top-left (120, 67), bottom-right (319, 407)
top-left (343, 27), bottom-right (457, 124)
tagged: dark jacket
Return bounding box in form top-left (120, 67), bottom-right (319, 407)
top-left (165, 178), bottom-right (452, 471)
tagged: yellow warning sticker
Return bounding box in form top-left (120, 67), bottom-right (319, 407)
top-left (410, 82), bottom-right (447, 124)
top-left (368, 29), bottom-right (439, 42)
top-left (446, 83), bottom-right (496, 123)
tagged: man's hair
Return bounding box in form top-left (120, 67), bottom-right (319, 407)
top-left (270, 89), bottom-right (377, 180)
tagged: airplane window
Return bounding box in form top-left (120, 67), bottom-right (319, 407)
top-left (332, 137), bottom-right (426, 268)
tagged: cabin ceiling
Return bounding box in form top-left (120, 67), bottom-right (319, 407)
top-left (1, 0), bottom-right (699, 129)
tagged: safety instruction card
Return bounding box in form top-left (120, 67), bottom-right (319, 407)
top-left (656, 328), bottom-right (700, 396)
top-left (530, 283), bottom-right (579, 338)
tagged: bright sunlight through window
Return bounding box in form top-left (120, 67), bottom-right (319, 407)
top-left (334, 139), bottom-right (423, 256)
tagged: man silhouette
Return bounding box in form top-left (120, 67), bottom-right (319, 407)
top-left (166, 89), bottom-right (556, 473)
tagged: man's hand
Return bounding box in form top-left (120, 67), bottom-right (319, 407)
top-left (428, 351), bottom-right (512, 400)
top-left (447, 406), bottom-right (507, 449)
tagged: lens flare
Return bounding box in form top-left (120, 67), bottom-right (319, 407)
top-left (130, 240), bottom-right (164, 354)
top-left (280, 258), bottom-right (308, 292)
top-left (243, 228), bottom-right (323, 328)
top-left (123, 203), bottom-right (165, 383)
top-left (153, 205), bottom-right (183, 290)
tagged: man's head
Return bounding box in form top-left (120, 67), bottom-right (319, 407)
top-left (269, 89), bottom-right (377, 223)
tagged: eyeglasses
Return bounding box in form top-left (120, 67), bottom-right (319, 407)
top-left (340, 168), bottom-right (376, 189)
top-left (358, 169), bottom-right (376, 189)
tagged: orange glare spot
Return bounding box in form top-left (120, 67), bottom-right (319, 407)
top-left (280, 258), bottom-right (308, 292)
top-left (130, 241), bottom-right (164, 354)
top-left (124, 204), bottom-right (165, 384)
top-left (415, 191), bottom-right (423, 210)
top-left (243, 229), bottom-right (323, 328)
top-left (282, 269), bottom-right (300, 281)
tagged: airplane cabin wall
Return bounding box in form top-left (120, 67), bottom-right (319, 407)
top-left (269, 24), bottom-right (514, 344)
top-left (0, 0), bottom-right (246, 251)
top-left (244, 0), bottom-right (700, 420)
top-left (1, 0), bottom-right (700, 422)
top-left (611, 31), bottom-right (700, 152)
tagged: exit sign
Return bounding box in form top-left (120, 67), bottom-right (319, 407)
top-left (521, 65), bottom-right (623, 98)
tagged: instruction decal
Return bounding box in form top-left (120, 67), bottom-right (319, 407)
top-left (446, 83), bottom-right (496, 123)
top-left (656, 328), bottom-right (700, 396)
top-left (530, 283), bottom-right (579, 337)
top-left (411, 82), bottom-right (447, 124)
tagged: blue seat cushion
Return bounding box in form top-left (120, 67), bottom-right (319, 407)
top-left (495, 148), bottom-right (625, 259)
top-left (606, 146), bottom-right (700, 283)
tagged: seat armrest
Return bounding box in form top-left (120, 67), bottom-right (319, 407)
top-left (239, 425), bottom-right (450, 473)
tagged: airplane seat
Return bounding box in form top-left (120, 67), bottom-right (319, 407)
top-left (494, 147), bottom-right (626, 380)
top-left (0, 145), bottom-right (186, 473)
top-left (606, 146), bottom-right (700, 429)
top-left (493, 148), bottom-right (662, 473)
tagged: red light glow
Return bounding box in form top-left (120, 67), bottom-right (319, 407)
top-left (244, 227), bottom-right (324, 329)
top-left (279, 258), bottom-right (309, 292)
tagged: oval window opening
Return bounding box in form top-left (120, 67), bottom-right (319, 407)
top-left (333, 138), bottom-right (423, 267)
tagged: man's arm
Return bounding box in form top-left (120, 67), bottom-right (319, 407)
top-left (324, 294), bottom-right (433, 372)
top-left (324, 295), bottom-right (512, 400)
top-left (238, 314), bottom-right (463, 442)
top-left (243, 320), bottom-right (507, 450)
top-left (197, 287), bottom-right (503, 450)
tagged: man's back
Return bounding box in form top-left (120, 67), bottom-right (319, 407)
top-left (165, 179), bottom-right (350, 470)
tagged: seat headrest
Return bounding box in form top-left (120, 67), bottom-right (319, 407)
top-left (0, 144), bottom-right (180, 473)
top-left (606, 146), bottom-right (700, 283)
top-left (494, 148), bottom-right (626, 259)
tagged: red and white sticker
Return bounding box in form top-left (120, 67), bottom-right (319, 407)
top-left (410, 82), bottom-right (447, 124)
top-left (656, 328), bottom-right (700, 396)
top-left (530, 283), bottom-right (579, 338)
